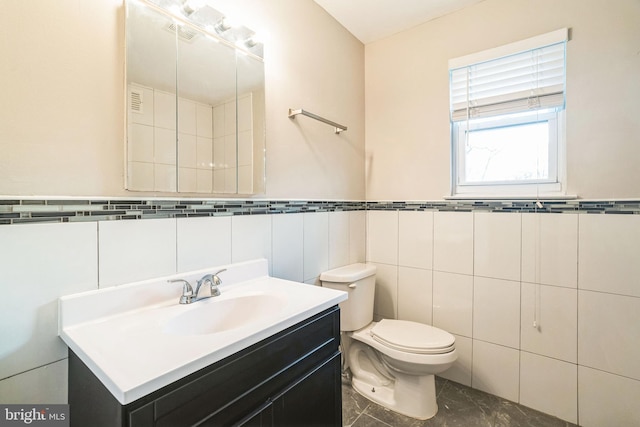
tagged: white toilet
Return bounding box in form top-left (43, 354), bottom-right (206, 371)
top-left (320, 263), bottom-right (457, 420)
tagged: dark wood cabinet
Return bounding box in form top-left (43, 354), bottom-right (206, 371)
top-left (69, 306), bottom-right (342, 427)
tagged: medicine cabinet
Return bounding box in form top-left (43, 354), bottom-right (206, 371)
top-left (125, 0), bottom-right (265, 194)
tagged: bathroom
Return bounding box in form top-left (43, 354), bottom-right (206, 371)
top-left (0, 0), bottom-right (639, 426)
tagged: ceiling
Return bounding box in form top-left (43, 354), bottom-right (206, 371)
top-left (313, 0), bottom-right (485, 44)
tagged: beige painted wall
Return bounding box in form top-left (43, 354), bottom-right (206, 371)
top-left (365, 0), bottom-right (640, 200)
top-left (0, 0), bottom-right (365, 200)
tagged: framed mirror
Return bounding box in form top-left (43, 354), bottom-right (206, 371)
top-left (125, 0), bottom-right (265, 194)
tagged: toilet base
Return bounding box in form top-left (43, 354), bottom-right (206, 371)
top-left (351, 372), bottom-right (438, 420)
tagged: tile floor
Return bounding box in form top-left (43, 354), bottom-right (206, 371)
top-left (342, 377), bottom-right (578, 427)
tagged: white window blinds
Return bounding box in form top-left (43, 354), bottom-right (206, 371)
top-left (450, 29), bottom-right (568, 122)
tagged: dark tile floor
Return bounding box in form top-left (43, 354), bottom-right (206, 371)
top-left (342, 377), bottom-right (578, 427)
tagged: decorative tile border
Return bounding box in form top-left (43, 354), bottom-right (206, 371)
top-left (1, 198), bottom-right (639, 225)
top-left (366, 200), bottom-right (640, 214)
top-left (0, 199), bottom-right (366, 225)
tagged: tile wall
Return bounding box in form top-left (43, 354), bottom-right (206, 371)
top-left (2, 198), bottom-right (640, 427)
top-left (366, 208), bottom-right (640, 427)
top-left (0, 204), bottom-right (366, 405)
top-left (128, 83), bottom-right (254, 193)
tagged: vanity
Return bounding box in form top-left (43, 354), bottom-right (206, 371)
top-left (59, 260), bottom-right (347, 426)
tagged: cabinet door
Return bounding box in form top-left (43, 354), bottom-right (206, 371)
top-left (272, 353), bottom-right (342, 427)
top-left (236, 401), bottom-right (273, 427)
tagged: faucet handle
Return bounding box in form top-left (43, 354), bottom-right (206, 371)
top-left (212, 268), bottom-right (227, 286)
top-left (200, 269), bottom-right (226, 297)
top-left (168, 279), bottom-right (194, 304)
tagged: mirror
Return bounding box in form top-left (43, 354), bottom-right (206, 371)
top-left (125, 0), bottom-right (265, 194)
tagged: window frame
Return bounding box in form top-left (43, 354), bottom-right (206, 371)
top-left (448, 29), bottom-right (568, 199)
top-left (452, 109), bottom-right (564, 197)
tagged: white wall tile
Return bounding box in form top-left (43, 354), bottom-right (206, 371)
top-left (224, 100), bottom-right (236, 135)
top-left (238, 130), bottom-right (253, 166)
top-left (196, 103), bottom-right (213, 138)
top-left (439, 334), bottom-right (472, 386)
top-left (155, 127), bottom-right (177, 166)
top-left (231, 215), bottom-right (272, 272)
top-left (473, 277), bottom-right (520, 348)
top-left (238, 165), bottom-right (253, 194)
top-left (129, 123), bottom-right (154, 163)
top-left (0, 360), bottom-right (67, 404)
top-left (397, 266), bottom-right (432, 324)
top-left (372, 262), bottom-right (398, 319)
top-left (196, 137), bottom-right (213, 169)
top-left (474, 212), bottom-right (520, 281)
top-left (366, 210), bottom-right (398, 265)
top-left (176, 216), bottom-right (232, 273)
top-left (520, 352), bottom-right (577, 424)
top-left (578, 290), bottom-right (640, 380)
top-left (328, 211), bottom-right (350, 269)
top-left (178, 133), bottom-right (197, 168)
top-left (98, 218), bottom-right (176, 288)
top-left (579, 366), bottom-right (640, 427)
top-left (0, 222), bottom-right (98, 380)
top-left (178, 98), bottom-right (197, 135)
top-left (472, 340), bottom-right (520, 402)
top-left (178, 167), bottom-right (197, 193)
top-left (225, 134), bottom-right (237, 166)
top-left (224, 167), bottom-right (237, 193)
top-left (272, 213), bottom-right (304, 282)
top-left (578, 214), bottom-right (640, 297)
top-left (154, 163), bottom-right (177, 192)
top-left (433, 212), bottom-right (473, 275)
top-left (432, 271), bottom-right (473, 337)
top-left (522, 213), bottom-right (578, 288)
top-left (303, 212), bottom-right (329, 282)
top-left (213, 169), bottom-right (225, 192)
top-left (521, 283), bottom-right (577, 363)
top-left (154, 90), bottom-right (176, 130)
top-left (304, 277), bottom-right (320, 286)
top-left (196, 169), bottom-right (213, 193)
top-left (213, 137), bottom-right (225, 169)
top-left (349, 211), bottom-right (366, 263)
top-left (213, 105), bottom-right (225, 138)
top-left (238, 94), bottom-right (252, 132)
top-left (128, 161), bottom-right (154, 191)
top-left (398, 211), bottom-right (433, 269)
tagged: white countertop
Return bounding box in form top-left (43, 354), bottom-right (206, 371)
top-left (58, 259), bottom-right (347, 405)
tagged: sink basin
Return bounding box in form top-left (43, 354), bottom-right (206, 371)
top-left (59, 259), bottom-right (348, 404)
top-left (162, 293), bottom-right (287, 336)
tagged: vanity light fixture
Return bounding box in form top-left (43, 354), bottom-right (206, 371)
top-left (214, 17), bottom-right (232, 34)
top-left (147, 0), bottom-right (264, 59)
top-left (182, 0), bottom-right (205, 16)
top-left (244, 35), bottom-right (258, 48)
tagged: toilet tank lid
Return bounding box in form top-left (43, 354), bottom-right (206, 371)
top-left (320, 263), bottom-right (376, 283)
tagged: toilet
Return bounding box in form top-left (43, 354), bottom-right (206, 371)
top-left (320, 263), bottom-right (457, 420)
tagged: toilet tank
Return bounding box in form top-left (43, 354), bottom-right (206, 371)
top-left (320, 263), bottom-right (376, 332)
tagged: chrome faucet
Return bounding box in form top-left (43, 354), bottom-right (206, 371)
top-left (195, 268), bottom-right (227, 298)
top-left (168, 268), bottom-right (227, 304)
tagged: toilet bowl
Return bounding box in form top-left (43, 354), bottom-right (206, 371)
top-left (320, 263), bottom-right (457, 420)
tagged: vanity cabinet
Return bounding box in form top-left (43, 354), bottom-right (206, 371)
top-left (68, 306), bottom-right (341, 427)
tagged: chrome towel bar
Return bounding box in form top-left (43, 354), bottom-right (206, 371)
top-left (288, 108), bottom-right (347, 134)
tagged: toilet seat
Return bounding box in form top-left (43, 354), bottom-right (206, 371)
top-left (371, 319), bottom-right (455, 355)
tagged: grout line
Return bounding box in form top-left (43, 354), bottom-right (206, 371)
top-left (96, 221), bottom-right (101, 288)
top-left (0, 358), bottom-right (68, 382)
top-left (575, 214), bottom-right (580, 426)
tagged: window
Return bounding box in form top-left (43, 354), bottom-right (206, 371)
top-left (449, 29), bottom-right (568, 197)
